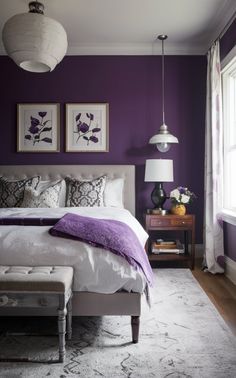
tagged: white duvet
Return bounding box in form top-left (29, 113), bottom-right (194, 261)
top-left (0, 207), bottom-right (149, 293)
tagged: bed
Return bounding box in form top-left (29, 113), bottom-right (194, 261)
top-left (0, 165), bottom-right (151, 342)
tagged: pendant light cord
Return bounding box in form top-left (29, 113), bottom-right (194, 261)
top-left (161, 38), bottom-right (165, 125)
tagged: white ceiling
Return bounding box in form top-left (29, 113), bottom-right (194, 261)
top-left (0, 0), bottom-right (235, 55)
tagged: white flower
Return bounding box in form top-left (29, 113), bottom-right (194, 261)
top-left (170, 189), bottom-right (180, 200)
top-left (181, 194), bottom-right (190, 204)
top-left (170, 186), bottom-right (196, 205)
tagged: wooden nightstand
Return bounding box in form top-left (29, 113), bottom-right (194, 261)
top-left (145, 213), bottom-right (195, 269)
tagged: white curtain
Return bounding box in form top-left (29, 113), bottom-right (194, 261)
top-left (204, 40), bottom-right (224, 274)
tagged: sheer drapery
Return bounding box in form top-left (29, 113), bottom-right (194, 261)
top-left (204, 40), bottom-right (224, 274)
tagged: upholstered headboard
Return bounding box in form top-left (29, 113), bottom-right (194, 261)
top-left (0, 165), bottom-right (135, 215)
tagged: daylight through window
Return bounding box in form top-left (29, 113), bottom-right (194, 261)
top-left (222, 49), bottom-right (236, 213)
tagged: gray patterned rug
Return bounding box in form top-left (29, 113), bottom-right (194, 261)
top-left (0, 269), bottom-right (236, 378)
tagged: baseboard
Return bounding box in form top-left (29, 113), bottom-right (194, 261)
top-left (225, 256), bottom-right (236, 285)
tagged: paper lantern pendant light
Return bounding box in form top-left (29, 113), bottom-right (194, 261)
top-left (2, 1), bottom-right (68, 73)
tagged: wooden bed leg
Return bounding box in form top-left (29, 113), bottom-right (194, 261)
top-left (131, 316), bottom-right (140, 343)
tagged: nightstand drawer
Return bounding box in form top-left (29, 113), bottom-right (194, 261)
top-left (170, 218), bottom-right (193, 227)
top-left (149, 218), bottom-right (171, 227)
top-left (145, 214), bottom-right (194, 229)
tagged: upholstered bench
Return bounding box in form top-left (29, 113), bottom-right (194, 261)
top-left (0, 266), bottom-right (73, 362)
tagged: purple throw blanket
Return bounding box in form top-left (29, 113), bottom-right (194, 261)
top-left (49, 213), bottom-right (153, 287)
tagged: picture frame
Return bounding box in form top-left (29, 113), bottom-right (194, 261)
top-left (66, 103), bottom-right (109, 152)
top-left (17, 103), bottom-right (60, 152)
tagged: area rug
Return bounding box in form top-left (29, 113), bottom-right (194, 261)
top-left (0, 269), bottom-right (236, 378)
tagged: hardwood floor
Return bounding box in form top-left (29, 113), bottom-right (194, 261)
top-left (192, 258), bottom-right (236, 336)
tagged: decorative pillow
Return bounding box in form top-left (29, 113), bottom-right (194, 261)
top-left (104, 178), bottom-right (124, 208)
top-left (21, 181), bottom-right (63, 208)
top-left (37, 179), bottom-right (66, 207)
top-left (0, 176), bottom-right (40, 208)
top-left (65, 176), bottom-right (107, 207)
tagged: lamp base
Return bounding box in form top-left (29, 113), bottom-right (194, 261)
top-left (151, 182), bottom-right (167, 209)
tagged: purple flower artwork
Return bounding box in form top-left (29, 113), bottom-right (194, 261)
top-left (74, 112), bottom-right (101, 146)
top-left (17, 104), bottom-right (60, 152)
top-left (24, 112), bottom-right (52, 146)
top-left (66, 103), bottom-right (108, 152)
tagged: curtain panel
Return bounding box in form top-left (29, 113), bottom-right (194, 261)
top-left (204, 40), bottom-right (224, 274)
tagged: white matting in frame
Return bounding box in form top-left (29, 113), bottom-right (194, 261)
top-left (66, 103), bottom-right (109, 152)
top-left (17, 103), bottom-right (60, 152)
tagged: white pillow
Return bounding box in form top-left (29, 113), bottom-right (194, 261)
top-left (104, 178), bottom-right (124, 208)
top-left (21, 181), bottom-right (63, 208)
top-left (37, 179), bottom-right (66, 207)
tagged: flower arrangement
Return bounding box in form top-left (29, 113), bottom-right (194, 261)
top-left (170, 186), bottom-right (196, 205)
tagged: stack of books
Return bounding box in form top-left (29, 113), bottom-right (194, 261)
top-left (151, 239), bottom-right (184, 254)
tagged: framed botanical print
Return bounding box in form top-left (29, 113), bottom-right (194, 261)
top-left (66, 103), bottom-right (109, 152)
top-left (17, 103), bottom-right (60, 152)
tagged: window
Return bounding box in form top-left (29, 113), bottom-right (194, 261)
top-left (222, 47), bottom-right (236, 214)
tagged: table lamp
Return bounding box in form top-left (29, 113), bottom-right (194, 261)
top-left (145, 159), bottom-right (173, 215)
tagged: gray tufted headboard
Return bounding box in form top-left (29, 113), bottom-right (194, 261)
top-left (0, 165), bottom-right (135, 215)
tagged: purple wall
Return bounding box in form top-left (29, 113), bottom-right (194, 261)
top-left (220, 19), bottom-right (236, 261)
top-left (0, 55), bottom-right (206, 242)
top-left (220, 19), bottom-right (236, 61)
top-left (223, 223), bottom-right (236, 261)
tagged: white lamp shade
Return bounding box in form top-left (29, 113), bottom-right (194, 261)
top-left (2, 13), bottom-right (68, 73)
top-left (145, 159), bottom-right (173, 182)
top-left (149, 133), bottom-right (178, 144)
top-left (149, 123), bottom-right (179, 144)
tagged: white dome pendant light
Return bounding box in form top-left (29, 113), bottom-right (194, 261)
top-left (2, 1), bottom-right (68, 73)
top-left (149, 35), bottom-right (178, 152)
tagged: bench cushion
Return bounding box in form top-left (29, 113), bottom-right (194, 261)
top-left (0, 266), bottom-right (73, 293)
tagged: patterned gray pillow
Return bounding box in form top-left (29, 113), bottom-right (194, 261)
top-left (65, 176), bottom-right (107, 207)
top-left (0, 176), bottom-right (40, 208)
top-left (21, 181), bottom-right (63, 208)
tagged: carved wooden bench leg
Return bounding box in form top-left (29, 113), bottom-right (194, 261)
top-left (66, 296), bottom-right (72, 340)
top-left (58, 307), bottom-right (67, 362)
top-left (131, 315), bottom-right (140, 343)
